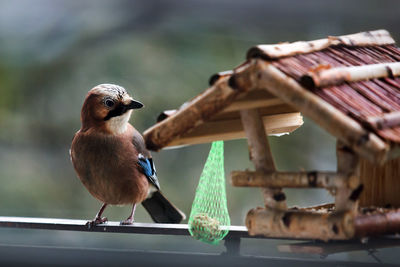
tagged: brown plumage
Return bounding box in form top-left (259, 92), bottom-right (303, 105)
top-left (72, 125), bottom-right (150, 205)
top-left (70, 84), bottom-right (185, 226)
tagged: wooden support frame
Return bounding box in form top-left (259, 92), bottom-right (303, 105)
top-left (366, 111), bottom-right (400, 130)
top-left (335, 141), bottom-right (360, 212)
top-left (143, 74), bottom-right (245, 150)
top-left (166, 112), bottom-right (302, 147)
top-left (240, 108), bottom-right (287, 210)
top-left (246, 208), bottom-right (355, 241)
top-left (249, 59), bottom-right (389, 164)
top-left (247, 29), bottom-right (394, 60)
top-left (300, 62), bottom-right (400, 89)
top-left (354, 209), bottom-right (400, 237)
top-left (230, 170), bottom-right (347, 189)
top-left (222, 90), bottom-right (284, 113)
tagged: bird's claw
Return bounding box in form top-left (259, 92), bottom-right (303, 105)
top-left (120, 218), bottom-right (134, 225)
top-left (86, 216), bottom-right (108, 229)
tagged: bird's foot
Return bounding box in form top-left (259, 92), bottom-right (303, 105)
top-left (86, 216), bottom-right (108, 229)
top-left (120, 218), bottom-right (134, 225)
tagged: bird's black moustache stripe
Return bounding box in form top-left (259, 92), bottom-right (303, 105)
top-left (104, 104), bottom-right (128, 121)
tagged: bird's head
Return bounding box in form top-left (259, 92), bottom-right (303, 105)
top-left (80, 84), bottom-right (143, 134)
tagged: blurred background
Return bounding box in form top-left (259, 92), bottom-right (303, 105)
top-left (0, 0), bottom-right (399, 265)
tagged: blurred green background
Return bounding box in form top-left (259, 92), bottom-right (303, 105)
top-left (0, 0), bottom-right (400, 263)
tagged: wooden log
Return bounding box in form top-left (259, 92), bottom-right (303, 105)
top-left (212, 104), bottom-right (298, 122)
top-left (230, 170), bottom-right (346, 189)
top-left (240, 109), bottom-right (287, 210)
top-left (247, 29), bottom-right (394, 60)
top-left (252, 59), bottom-right (389, 163)
top-left (209, 61), bottom-right (250, 86)
top-left (366, 111), bottom-right (400, 130)
top-left (144, 79), bottom-right (242, 151)
top-left (221, 89), bottom-right (284, 113)
top-left (155, 90), bottom-right (294, 124)
top-left (209, 70), bottom-right (234, 86)
top-left (336, 141), bottom-right (359, 175)
top-left (301, 62), bottom-right (400, 89)
top-left (166, 113), bottom-right (303, 147)
top-left (357, 157), bottom-right (400, 207)
top-left (335, 141), bottom-right (360, 212)
top-left (245, 207), bottom-right (355, 241)
top-left (144, 61), bottom-right (259, 151)
top-left (354, 209), bottom-right (400, 237)
top-left (156, 109), bottom-right (177, 122)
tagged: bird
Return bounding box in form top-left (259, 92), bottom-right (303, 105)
top-left (70, 83), bottom-right (185, 227)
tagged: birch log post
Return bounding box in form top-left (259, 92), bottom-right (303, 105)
top-left (354, 209), bottom-right (400, 237)
top-left (144, 78), bottom-right (244, 150)
top-left (240, 109), bottom-right (286, 210)
top-left (247, 30), bottom-right (394, 60)
top-left (166, 113), bottom-right (303, 147)
top-left (245, 207), bottom-right (355, 241)
top-left (335, 141), bottom-right (360, 212)
top-left (366, 111), bottom-right (400, 130)
top-left (230, 170), bottom-right (347, 189)
top-left (300, 62), bottom-right (400, 89)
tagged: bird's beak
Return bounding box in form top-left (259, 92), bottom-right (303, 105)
top-left (125, 98), bottom-right (144, 109)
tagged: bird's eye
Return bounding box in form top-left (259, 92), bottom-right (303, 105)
top-left (105, 99), bottom-right (115, 108)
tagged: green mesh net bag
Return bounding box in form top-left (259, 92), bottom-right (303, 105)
top-left (188, 141), bottom-right (230, 245)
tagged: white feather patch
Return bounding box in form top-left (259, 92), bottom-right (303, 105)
top-left (105, 110), bottom-right (132, 134)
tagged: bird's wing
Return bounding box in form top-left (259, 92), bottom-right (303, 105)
top-left (138, 155), bottom-right (160, 190)
top-left (132, 127), bottom-right (160, 190)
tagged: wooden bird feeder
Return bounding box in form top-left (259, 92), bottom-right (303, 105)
top-left (144, 29), bottom-right (400, 241)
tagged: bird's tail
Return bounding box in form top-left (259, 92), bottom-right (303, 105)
top-left (142, 191), bottom-right (186, 223)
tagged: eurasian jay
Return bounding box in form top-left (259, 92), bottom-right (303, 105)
top-left (70, 84), bottom-right (185, 227)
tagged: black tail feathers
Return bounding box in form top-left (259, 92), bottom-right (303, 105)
top-left (142, 191), bottom-right (186, 223)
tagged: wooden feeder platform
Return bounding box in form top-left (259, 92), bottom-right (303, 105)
top-left (144, 29), bottom-right (400, 241)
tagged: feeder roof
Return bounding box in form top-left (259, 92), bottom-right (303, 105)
top-left (144, 29), bottom-right (400, 163)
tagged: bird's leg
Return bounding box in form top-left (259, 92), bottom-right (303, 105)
top-left (120, 204), bottom-right (136, 225)
top-left (86, 203), bottom-right (108, 229)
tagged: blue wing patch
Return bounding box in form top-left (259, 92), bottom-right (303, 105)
top-left (138, 154), bottom-right (160, 190)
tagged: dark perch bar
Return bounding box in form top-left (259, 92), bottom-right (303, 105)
top-left (0, 216), bottom-right (257, 239)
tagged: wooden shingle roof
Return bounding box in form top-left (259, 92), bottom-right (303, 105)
top-left (267, 42), bottom-right (400, 143)
top-left (144, 29), bottom-right (400, 163)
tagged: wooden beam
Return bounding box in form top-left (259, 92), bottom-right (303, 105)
top-left (354, 209), bottom-right (400, 237)
top-left (143, 61), bottom-right (259, 151)
top-left (221, 90), bottom-right (285, 113)
top-left (366, 111), bottom-right (400, 130)
top-left (210, 103), bottom-right (298, 122)
top-left (209, 61), bottom-right (250, 86)
top-left (245, 208), bottom-right (355, 241)
top-left (247, 29), bottom-right (394, 60)
top-left (230, 170), bottom-right (346, 189)
top-left (240, 109), bottom-right (287, 210)
top-left (335, 141), bottom-right (360, 212)
top-left (209, 70), bottom-right (234, 86)
top-left (166, 112), bottom-right (303, 147)
top-left (143, 77), bottom-right (242, 151)
top-left (301, 62), bottom-right (400, 89)
top-left (252, 59), bottom-right (389, 163)
top-left (155, 90), bottom-right (294, 123)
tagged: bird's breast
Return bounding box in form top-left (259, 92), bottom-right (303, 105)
top-left (71, 132), bottom-right (149, 205)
